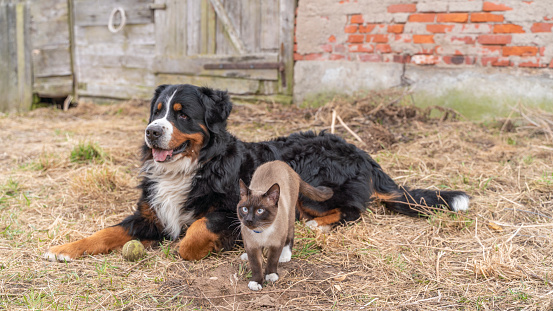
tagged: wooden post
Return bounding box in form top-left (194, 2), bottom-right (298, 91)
top-left (0, 0), bottom-right (32, 112)
top-left (67, 0), bottom-right (77, 103)
top-left (280, 0), bottom-right (295, 96)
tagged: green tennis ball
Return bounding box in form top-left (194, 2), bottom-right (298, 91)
top-left (122, 240), bottom-right (145, 262)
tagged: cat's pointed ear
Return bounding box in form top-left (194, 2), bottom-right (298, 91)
top-left (264, 183), bottom-right (280, 206)
top-left (239, 179), bottom-right (249, 198)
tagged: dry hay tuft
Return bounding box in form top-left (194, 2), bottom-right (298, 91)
top-left (1, 90), bottom-right (552, 310)
top-left (470, 243), bottom-right (524, 281)
top-left (309, 89), bottom-right (461, 152)
top-left (69, 165), bottom-right (132, 203)
top-left (498, 104), bottom-right (553, 142)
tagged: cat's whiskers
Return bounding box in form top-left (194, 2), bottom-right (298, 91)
top-left (231, 223), bottom-right (243, 236)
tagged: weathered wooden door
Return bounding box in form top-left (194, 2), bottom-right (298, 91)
top-left (152, 0), bottom-right (295, 97)
top-left (0, 0), bottom-right (32, 112)
top-left (30, 0), bottom-right (73, 99)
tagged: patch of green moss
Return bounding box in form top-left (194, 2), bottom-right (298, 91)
top-left (300, 91), bottom-right (352, 109)
top-left (413, 90), bottom-right (552, 120)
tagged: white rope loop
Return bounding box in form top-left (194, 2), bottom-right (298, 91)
top-left (108, 7), bottom-right (127, 33)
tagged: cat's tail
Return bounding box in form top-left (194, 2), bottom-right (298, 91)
top-left (299, 180), bottom-right (334, 202)
top-left (371, 165), bottom-right (470, 217)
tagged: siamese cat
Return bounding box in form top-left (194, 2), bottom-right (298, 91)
top-left (238, 160), bottom-right (333, 291)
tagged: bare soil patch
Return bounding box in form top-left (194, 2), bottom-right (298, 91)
top-left (1, 92), bottom-right (552, 310)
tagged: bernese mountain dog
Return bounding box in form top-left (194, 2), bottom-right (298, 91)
top-left (45, 84), bottom-right (469, 262)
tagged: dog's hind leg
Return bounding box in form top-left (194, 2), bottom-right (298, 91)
top-left (297, 201), bottom-right (354, 232)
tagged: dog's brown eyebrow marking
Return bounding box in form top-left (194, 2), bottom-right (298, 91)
top-left (173, 103), bottom-right (182, 111)
top-left (157, 103), bottom-right (162, 111)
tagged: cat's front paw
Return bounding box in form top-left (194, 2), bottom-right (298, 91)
top-left (240, 253), bottom-right (248, 261)
top-left (279, 245), bottom-right (292, 262)
top-left (248, 281), bottom-right (262, 291)
top-left (265, 273), bottom-right (279, 282)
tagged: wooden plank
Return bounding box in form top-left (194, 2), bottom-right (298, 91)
top-left (1, 2), bottom-right (33, 112)
top-left (209, 0), bottom-right (246, 54)
top-left (30, 20), bottom-right (69, 48)
top-left (77, 66), bottom-right (155, 99)
top-left (0, 2), bottom-right (13, 112)
top-left (33, 75), bottom-right (73, 97)
top-left (200, 0), bottom-right (208, 54)
top-left (154, 53), bottom-right (278, 74)
top-left (29, 0), bottom-right (69, 49)
top-left (214, 1), bottom-right (229, 55)
top-left (75, 23), bottom-right (155, 47)
top-left (78, 54), bottom-right (155, 70)
top-left (74, 23), bottom-right (156, 72)
top-left (29, 0), bottom-right (68, 23)
top-left (242, 0), bottom-right (260, 53)
top-left (155, 0), bottom-right (186, 57)
top-left (32, 46), bottom-right (72, 77)
top-left (214, 0), bottom-right (242, 55)
top-left (156, 74), bottom-right (260, 95)
top-left (258, 81), bottom-right (279, 95)
top-left (27, 0), bottom-right (73, 97)
top-left (187, 0), bottom-right (201, 55)
top-left (73, 0), bottom-right (153, 26)
top-left (0, 1), bottom-right (33, 112)
top-left (201, 69), bottom-right (277, 81)
top-left (261, 1), bottom-right (279, 52)
top-left (150, 0), bottom-right (288, 97)
top-left (72, 14), bottom-right (156, 101)
top-left (67, 0), bottom-right (77, 100)
top-left (77, 83), bottom-right (154, 100)
top-left (206, 0), bottom-right (216, 54)
top-left (279, 0), bottom-right (295, 95)
top-left (77, 66), bottom-right (155, 87)
top-left (77, 42), bottom-right (156, 58)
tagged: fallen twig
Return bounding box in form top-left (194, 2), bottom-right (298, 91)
top-left (332, 110), bottom-right (367, 146)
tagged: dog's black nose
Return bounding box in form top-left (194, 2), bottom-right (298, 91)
top-left (146, 125), bottom-right (163, 140)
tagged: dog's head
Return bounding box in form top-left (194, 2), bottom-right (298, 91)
top-left (144, 84), bottom-right (232, 164)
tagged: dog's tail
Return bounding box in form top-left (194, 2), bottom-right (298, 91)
top-left (371, 165), bottom-right (469, 217)
top-left (299, 180), bottom-right (334, 202)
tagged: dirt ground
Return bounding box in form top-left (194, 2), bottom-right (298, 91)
top-left (0, 92), bottom-right (552, 310)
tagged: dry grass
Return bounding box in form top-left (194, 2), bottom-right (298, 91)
top-left (0, 92), bottom-right (552, 310)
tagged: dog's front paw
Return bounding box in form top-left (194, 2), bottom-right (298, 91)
top-left (248, 281), bottom-right (262, 291)
top-left (265, 273), bottom-right (279, 282)
top-left (44, 244), bottom-right (82, 262)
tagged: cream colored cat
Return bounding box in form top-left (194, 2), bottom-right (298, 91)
top-left (237, 160), bottom-right (333, 291)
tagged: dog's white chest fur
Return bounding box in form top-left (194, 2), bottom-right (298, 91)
top-left (143, 158), bottom-right (199, 239)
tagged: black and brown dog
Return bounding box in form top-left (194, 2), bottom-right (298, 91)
top-left (45, 84), bottom-right (469, 262)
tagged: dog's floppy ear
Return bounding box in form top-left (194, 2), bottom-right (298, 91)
top-left (149, 84), bottom-right (169, 122)
top-left (199, 86), bottom-right (232, 133)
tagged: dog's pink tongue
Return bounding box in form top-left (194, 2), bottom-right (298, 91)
top-left (152, 149), bottom-right (172, 162)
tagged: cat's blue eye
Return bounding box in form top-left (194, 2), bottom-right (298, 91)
top-left (256, 209), bottom-right (264, 214)
top-left (241, 207), bottom-right (248, 213)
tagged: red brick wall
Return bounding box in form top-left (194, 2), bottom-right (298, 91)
top-left (294, 1), bottom-right (553, 68)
